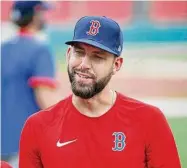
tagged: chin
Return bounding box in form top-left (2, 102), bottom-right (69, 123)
top-left (72, 86), bottom-right (96, 99)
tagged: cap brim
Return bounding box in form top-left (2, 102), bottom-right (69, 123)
top-left (65, 39), bottom-right (119, 56)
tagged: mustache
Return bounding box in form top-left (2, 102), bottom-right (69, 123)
top-left (73, 69), bottom-right (96, 78)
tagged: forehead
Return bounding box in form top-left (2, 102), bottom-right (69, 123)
top-left (72, 42), bottom-right (109, 54)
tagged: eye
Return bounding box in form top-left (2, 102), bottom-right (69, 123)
top-left (75, 50), bottom-right (83, 53)
top-left (74, 49), bottom-right (85, 57)
top-left (94, 55), bottom-right (104, 60)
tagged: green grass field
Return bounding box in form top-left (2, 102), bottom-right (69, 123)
top-left (168, 117), bottom-right (187, 168)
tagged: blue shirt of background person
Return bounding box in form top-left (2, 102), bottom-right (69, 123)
top-left (1, 1), bottom-right (62, 164)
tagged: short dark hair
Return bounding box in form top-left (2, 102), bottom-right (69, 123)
top-left (12, 11), bottom-right (34, 28)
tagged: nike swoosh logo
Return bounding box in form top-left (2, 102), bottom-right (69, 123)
top-left (56, 139), bottom-right (77, 147)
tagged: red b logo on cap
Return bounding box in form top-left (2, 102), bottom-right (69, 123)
top-left (87, 20), bottom-right (101, 36)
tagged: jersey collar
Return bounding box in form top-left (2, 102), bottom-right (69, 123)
top-left (18, 28), bottom-right (34, 37)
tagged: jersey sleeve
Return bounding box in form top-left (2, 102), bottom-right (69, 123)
top-left (28, 45), bottom-right (57, 89)
top-left (145, 107), bottom-right (181, 168)
top-left (19, 116), bottom-right (43, 168)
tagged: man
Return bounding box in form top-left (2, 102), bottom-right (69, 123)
top-left (1, 1), bottom-right (62, 167)
top-left (19, 16), bottom-right (181, 168)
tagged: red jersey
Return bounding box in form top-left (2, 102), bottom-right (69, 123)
top-left (19, 93), bottom-right (181, 168)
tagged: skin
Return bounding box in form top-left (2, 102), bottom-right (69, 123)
top-left (67, 43), bottom-right (123, 117)
top-left (25, 10), bottom-right (46, 32)
top-left (32, 9), bottom-right (46, 31)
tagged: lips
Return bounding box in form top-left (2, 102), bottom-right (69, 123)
top-left (75, 72), bottom-right (93, 79)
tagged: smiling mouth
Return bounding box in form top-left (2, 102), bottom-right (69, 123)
top-left (76, 72), bottom-right (93, 79)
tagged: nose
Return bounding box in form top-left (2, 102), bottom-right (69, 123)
top-left (80, 55), bottom-right (92, 70)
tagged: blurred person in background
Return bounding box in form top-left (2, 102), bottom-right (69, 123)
top-left (19, 16), bottom-right (181, 168)
top-left (1, 1), bottom-right (62, 167)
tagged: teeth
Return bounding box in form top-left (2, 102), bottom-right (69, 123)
top-left (78, 74), bottom-right (88, 79)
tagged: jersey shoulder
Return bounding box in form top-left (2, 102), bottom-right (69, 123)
top-left (116, 92), bottom-right (164, 120)
top-left (25, 95), bottom-right (72, 129)
top-left (1, 35), bottom-right (50, 52)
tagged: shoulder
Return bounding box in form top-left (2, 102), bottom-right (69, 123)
top-left (24, 95), bottom-right (72, 129)
top-left (31, 38), bottom-right (54, 59)
top-left (1, 38), bottom-right (19, 56)
top-left (27, 37), bottom-right (51, 52)
top-left (116, 92), bottom-right (165, 120)
top-left (1, 38), bottom-right (15, 48)
top-left (1, 36), bottom-right (49, 52)
top-left (23, 38), bottom-right (53, 62)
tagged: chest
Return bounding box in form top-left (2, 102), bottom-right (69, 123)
top-left (40, 114), bottom-right (146, 168)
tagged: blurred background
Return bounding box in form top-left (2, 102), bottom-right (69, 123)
top-left (1, 1), bottom-right (187, 167)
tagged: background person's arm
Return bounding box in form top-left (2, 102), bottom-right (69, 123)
top-left (28, 45), bottom-right (62, 109)
top-left (34, 86), bottom-right (62, 109)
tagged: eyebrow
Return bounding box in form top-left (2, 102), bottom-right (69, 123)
top-left (73, 44), bottom-right (84, 50)
top-left (73, 44), bottom-right (107, 55)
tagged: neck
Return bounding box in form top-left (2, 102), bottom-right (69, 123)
top-left (19, 25), bottom-right (38, 35)
top-left (72, 86), bottom-right (116, 117)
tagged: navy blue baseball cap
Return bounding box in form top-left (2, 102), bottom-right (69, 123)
top-left (65, 16), bottom-right (123, 56)
top-left (11, 1), bottom-right (51, 22)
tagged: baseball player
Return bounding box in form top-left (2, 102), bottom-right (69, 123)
top-left (19, 16), bottom-right (181, 168)
top-left (1, 1), bottom-right (61, 167)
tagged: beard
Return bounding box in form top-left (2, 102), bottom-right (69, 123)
top-left (68, 65), bottom-right (113, 99)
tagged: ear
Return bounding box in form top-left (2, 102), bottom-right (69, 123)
top-left (66, 46), bottom-right (72, 63)
top-left (112, 57), bottom-right (123, 75)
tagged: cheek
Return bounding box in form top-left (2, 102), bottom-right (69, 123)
top-left (92, 64), bottom-right (111, 79)
top-left (68, 56), bottom-right (81, 68)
